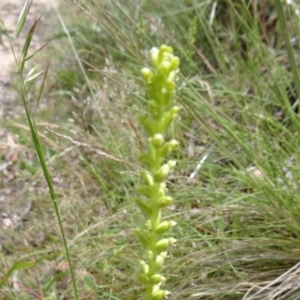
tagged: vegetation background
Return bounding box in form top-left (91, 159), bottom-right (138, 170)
top-left (1, 0), bottom-right (300, 299)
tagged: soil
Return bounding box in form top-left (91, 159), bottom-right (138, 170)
top-left (0, 0), bottom-right (59, 108)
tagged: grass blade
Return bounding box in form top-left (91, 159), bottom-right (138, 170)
top-left (19, 16), bottom-right (41, 74)
top-left (15, 0), bottom-right (32, 40)
top-left (0, 261), bottom-right (35, 290)
top-left (275, 0), bottom-right (300, 114)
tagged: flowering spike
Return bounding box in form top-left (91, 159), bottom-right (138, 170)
top-left (134, 45), bottom-right (180, 299)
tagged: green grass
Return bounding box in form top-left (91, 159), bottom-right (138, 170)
top-left (1, 0), bottom-right (300, 299)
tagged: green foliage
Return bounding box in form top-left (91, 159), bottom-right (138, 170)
top-left (4, 0), bottom-right (300, 299)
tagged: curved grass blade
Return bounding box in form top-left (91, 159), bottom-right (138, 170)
top-left (0, 261), bottom-right (35, 290)
top-left (15, 0), bottom-right (32, 40)
top-left (19, 15), bottom-right (41, 74)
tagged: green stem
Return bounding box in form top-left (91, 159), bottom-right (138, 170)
top-left (143, 173), bottom-right (160, 299)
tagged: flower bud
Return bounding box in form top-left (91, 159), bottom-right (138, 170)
top-left (167, 160), bottom-right (176, 168)
top-left (147, 100), bottom-right (159, 116)
top-left (160, 106), bottom-right (180, 132)
top-left (152, 289), bottom-right (171, 300)
top-left (154, 164), bottom-right (170, 183)
top-left (155, 238), bottom-right (177, 253)
top-left (139, 260), bottom-right (149, 274)
top-left (156, 210), bottom-right (162, 227)
top-left (160, 140), bottom-right (179, 157)
top-left (141, 67), bottom-right (153, 83)
top-left (151, 134), bottom-right (164, 148)
top-left (167, 70), bottom-right (176, 82)
top-left (157, 196), bottom-right (173, 208)
top-left (153, 254), bottom-right (165, 272)
top-left (150, 274), bottom-right (166, 285)
top-left (158, 183), bottom-right (166, 197)
top-left (155, 221), bottom-right (177, 234)
top-left (150, 47), bottom-right (159, 67)
top-left (141, 170), bottom-right (154, 186)
top-left (170, 105), bottom-right (180, 116)
top-left (158, 61), bottom-right (171, 75)
top-left (160, 44), bottom-right (173, 54)
top-left (171, 56), bottom-right (180, 70)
